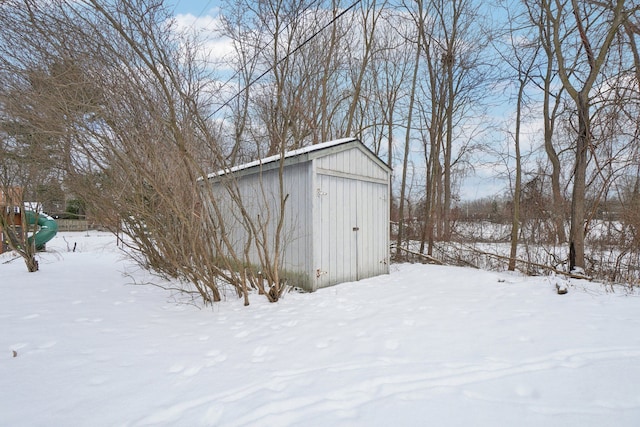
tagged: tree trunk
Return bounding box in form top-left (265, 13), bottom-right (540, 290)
top-left (24, 255), bottom-right (39, 272)
top-left (542, 44), bottom-right (566, 244)
top-left (509, 79), bottom-right (524, 271)
top-left (395, 19), bottom-right (422, 254)
top-left (345, 2), bottom-right (380, 136)
top-left (443, 56), bottom-right (454, 241)
top-left (569, 93), bottom-right (589, 271)
top-left (544, 0), bottom-right (627, 272)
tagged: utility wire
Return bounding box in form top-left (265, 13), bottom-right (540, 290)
top-left (171, 0), bottom-right (218, 47)
top-left (171, 0), bottom-right (215, 21)
top-left (194, 0), bottom-right (216, 19)
top-left (210, 0), bottom-right (362, 118)
top-left (212, 0), bottom-right (320, 104)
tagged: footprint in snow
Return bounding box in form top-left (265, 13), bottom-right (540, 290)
top-left (22, 314), bottom-right (40, 320)
top-left (253, 346), bottom-right (269, 357)
top-left (74, 317), bottom-right (103, 323)
top-left (88, 376), bottom-right (109, 385)
top-left (205, 350), bottom-right (227, 366)
top-left (316, 338), bottom-right (338, 349)
top-left (384, 340), bottom-right (399, 350)
top-left (515, 384), bottom-right (540, 399)
top-left (38, 341), bottom-right (57, 349)
top-left (183, 366), bottom-right (202, 377)
top-left (251, 346), bottom-right (270, 362)
top-left (168, 364), bottom-right (184, 373)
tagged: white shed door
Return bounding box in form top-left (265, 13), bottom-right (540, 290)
top-left (317, 174), bottom-right (388, 288)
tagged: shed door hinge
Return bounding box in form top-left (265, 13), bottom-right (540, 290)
top-left (316, 269), bottom-right (327, 278)
top-left (317, 188), bottom-right (327, 197)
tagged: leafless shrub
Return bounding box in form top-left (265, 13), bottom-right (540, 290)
top-left (0, 0), bottom-right (291, 305)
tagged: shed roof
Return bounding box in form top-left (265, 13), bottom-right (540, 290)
top-left (205, 137), bottom-right (390, 180)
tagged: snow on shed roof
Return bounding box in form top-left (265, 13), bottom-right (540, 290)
top-left (205, 137), bottom-right (361, 180)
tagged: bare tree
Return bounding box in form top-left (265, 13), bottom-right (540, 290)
top-left (0, 0), bottom-right (304, 304)
top-left (543, 0), bottom-right (632, 273)
top-left (527, 0), bottom-right (568, 244)
top-left (400, 0), bottom-right (491, 254)
top-left (0, 7), bottom-right (81, 272)
top-left (344, 0), bottom-right (388, 136)
top-left (395, 0), bottom-right (422, 253)
top-left (493, 1), bottom-right (541, 270)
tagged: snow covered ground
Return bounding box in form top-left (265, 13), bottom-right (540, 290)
top-left (2, 231), bottom-right (640, 426)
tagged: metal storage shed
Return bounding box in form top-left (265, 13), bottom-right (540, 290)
top-left (206, 137), bottom-right (391, 291)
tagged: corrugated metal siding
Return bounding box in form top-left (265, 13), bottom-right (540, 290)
top-left (280, 163), bottom-right (313, 287)
top-left (313, 146), bottom-right (390, 290)
top-left (209, 140), bottom-right (389, 292)
top-left (209, 162), bottom-right (313, 289)
top-left (315, 147), bottom-right (388, 182)
top-left (358, 179), bottom-right (390, 278)
top-left (316, 174), bottom-right (356, 287)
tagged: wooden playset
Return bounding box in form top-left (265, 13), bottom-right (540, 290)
top-left (1, 187), bottom-right (25, 254)
top-left (0, 187), bottom-right (58, 253)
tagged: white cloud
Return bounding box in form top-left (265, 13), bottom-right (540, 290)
top-left (173, 12), bottom-right (235, 66)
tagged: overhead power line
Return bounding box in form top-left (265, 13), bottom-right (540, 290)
top-left (212, 0), bottom-right (320, 105)
top-left (210, 0), bottom-right (362, 118)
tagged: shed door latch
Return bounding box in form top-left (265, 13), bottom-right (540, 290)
top-left (352, 227), bottom-right (359, 231)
